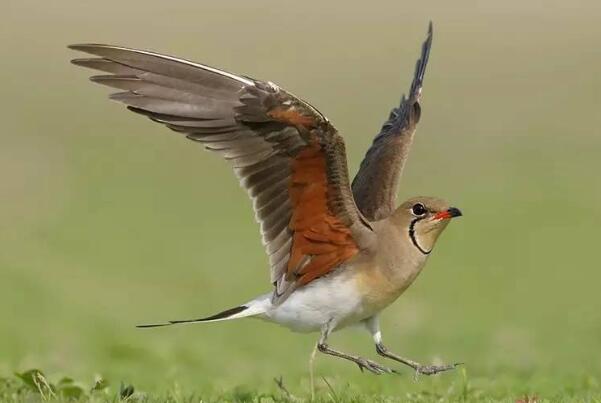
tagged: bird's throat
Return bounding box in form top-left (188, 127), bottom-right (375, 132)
top-left (408, 218), bottom-right (432, 255)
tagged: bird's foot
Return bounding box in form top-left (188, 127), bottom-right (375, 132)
top-left (355, 358), bottom-right (399, 375)
top-left (413, 362), bottom-right (462, 379)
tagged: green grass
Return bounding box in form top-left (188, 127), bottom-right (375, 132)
top-left (2, 0), bottom-right (601, 401)
top-left (2, 368), bottom-right (600, 402)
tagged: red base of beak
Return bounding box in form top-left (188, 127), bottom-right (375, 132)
top-left (434, 207), bottom-right (462, 220)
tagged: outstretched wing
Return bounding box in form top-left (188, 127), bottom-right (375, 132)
top-left (69, 44), bottom-right (375, 303)
top-left (352, 23), bottom-right (433, 221)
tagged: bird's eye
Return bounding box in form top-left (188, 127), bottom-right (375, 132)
top-left (411, 203), bottom-right (427, 216)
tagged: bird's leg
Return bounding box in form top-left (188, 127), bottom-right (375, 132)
top-left (375, 343), bottom-right (460, 376)
top-left (364, 316), bottom-right (461, 376)
top-left (317, 343), bottom-right (398, 375)
top-left (309, 343), bottom-right (317, 401)
top-left (316, 322), bottom-right (397, 375)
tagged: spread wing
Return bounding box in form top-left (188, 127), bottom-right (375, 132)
top-left (69, 44), bottom-right (375, 303)
top-left (352, 23), bottom-right (433, 221)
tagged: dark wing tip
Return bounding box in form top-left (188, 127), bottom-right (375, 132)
top-left (69, 45), bottom-right (112, 65)
top-left (68, 44), bottom-right (104, 52)
top-left (70, 58), bottom-right (88, 66)
top-left (69, 44), bottom-right (97, 66)
top-left (68, 44), bottom-right (129, 58)
top-left (409, 23), bottom-right (434, 99)
top-left (70, 58), bottom-right (91, 68)
top-left (89, 74), bottom-right (111, 82)
top-left (68, 43), bottom-right (117, 50)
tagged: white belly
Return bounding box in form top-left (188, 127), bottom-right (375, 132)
top-left (262, 269), bottom-right (373, 333)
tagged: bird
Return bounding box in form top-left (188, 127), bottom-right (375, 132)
top-left (69, 22), bottom-right (462, 385)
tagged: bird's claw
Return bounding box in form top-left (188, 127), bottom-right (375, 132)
top-left (413, 362), bottom-right (462, 379)
top-left (355, 358), bottom-right (398, 375)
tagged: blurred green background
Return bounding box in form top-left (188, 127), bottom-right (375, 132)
top-left (2, 0), bottom-right (601, 400)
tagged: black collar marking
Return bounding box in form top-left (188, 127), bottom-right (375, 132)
top-left (409, 217), bottom-right (431, 255)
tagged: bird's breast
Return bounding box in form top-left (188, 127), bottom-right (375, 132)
top-left (352, 260), bottom-right (422, 314)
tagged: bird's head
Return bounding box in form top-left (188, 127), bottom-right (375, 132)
top-left (391, 196), bottom-right (462, 255)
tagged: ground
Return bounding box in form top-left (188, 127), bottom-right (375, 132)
top-left (2, 367), bottom-right (600, 402)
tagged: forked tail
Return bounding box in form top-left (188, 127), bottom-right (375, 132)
top-left (137, 294), bottom-right (271, 328)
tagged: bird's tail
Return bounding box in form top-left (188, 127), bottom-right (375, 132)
top-left (137, 293), bottom-right (271, 328)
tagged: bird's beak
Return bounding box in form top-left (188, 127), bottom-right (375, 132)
top-left (433, 207), bottom-right (463, 220)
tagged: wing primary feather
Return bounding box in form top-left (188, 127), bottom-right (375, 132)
top-left (68, 44), bottom-right (255, 86)
top-left (71, 58), bottom-right (143, 75)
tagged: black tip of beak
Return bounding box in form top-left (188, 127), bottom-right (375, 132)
top-left (448, 207), bottom-right (462, 218)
